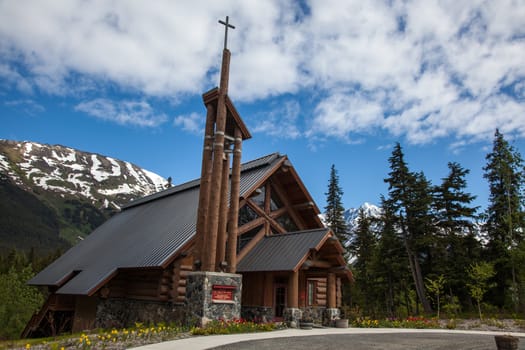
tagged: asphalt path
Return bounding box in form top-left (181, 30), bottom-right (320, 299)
top-left (210, 332), bottom-right (521, 350)
top-left (133, 328), bottom-right (525, 350)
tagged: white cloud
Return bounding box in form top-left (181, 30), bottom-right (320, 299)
top-left (4, 99), bottom-right (45, 115)
top-left (251, 100), bottom-right (302, 139)
top-left (310, 92), bottom-right (384, 140)
top-left (75, 98), bottom-right (167, 127)
top-left (0, 0), bottom-right (524, 145)
top-left (174, 112), bottom-right (203, 134)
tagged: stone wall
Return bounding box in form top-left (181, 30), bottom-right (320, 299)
top-left (185, 272), bottom-right (242, 326)
top-left (95, 298), bottom-right (187, 329)
top-left (241, 306), bottom-right (274, 323)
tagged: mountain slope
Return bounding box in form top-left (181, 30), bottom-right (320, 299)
top-left (0, 140), bottom-right (168, 253)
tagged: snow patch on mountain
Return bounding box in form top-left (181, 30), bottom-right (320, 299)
top-left (0, 139), bottom-right (169, 208)
top-left (344, 202), bottom-right (382, 233)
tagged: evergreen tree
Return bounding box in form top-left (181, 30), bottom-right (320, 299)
top-left (435, 162), bottom-right (479, 235)
top-left (434, 162), bottom-right (481, 304)
top-left (384, 143), bottom-right (432, 313)
top-left (373, 196), bottom-right (409, 317)
top-left (349, 208), bottom-right (377, 315)
top-left (483, 129), bottom-right (525, 309)
top-left (325, 164), bottom-right (349, 248)
top-left (0, 265), bottom-right (44, 339)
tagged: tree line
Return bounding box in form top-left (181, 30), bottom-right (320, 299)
top-left (0, 249), bottom-right (62, 339)
top-left (325, 129), bottom-right (525, 318)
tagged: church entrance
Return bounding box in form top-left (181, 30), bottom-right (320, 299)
top-left (274, 284), bottom-right (287, 320)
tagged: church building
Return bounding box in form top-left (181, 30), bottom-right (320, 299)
top-left (23, 17), bottom-right (351, 338)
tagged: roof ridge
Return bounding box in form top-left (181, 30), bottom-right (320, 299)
top-left (123, 152), bottom-right (284, 210)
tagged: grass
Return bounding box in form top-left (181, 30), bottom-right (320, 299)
top-left (1, 319), bottom-right (279, 350)
top-left (1, 323), bottom-right (190, 350)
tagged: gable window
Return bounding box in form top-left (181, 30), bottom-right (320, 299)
top-left (275, 213), bottom-right (299, 232)
top-left (250, 186), bottom-right (266, 209)
top-left (237, 225), bottom-right (262, 253)
top-left (270, 187), bottom-right (283, 211)
top-left (238, 205), bottom-right (259, 227)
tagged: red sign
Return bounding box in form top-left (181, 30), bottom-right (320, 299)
top-left (212, 285), bottom-right (236, 302)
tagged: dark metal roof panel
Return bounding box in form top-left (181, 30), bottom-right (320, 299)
top-left (28, 153), bottom-right (284, 295)
top-left (236, 228), bottom-right (330, 272)
top-left (30, 184), bottom-right (199, 295)
top-left (239, 153), bottom-right (282, 197)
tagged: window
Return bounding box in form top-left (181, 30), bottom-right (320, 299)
top-left (250, 186), bottom-right (265, 209)
top-left (307, 279), bottom-right (317, 306)
top-left (238, 205), bottom-right (259, 227)
top-left (237, 226), bottom-right (262, 253)
top-left (270, 188), bottom-right (283, 211)
top-left (275, 213), bottom-right (298, 232)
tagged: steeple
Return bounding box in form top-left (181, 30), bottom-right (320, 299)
top-left (194, 16), bottom-right (251, 273)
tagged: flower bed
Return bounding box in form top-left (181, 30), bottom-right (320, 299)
top-left (352, 316), bottom-right (440, 329)
top-left (190, 318), bottom-right (277, 335)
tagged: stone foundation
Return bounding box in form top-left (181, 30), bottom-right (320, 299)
top-left (185, 271), bottom-right (242, 327)
top-left (283, 308), bottom-right (302, 328)
top-left (301, 307), bottom-right (324, 324)
top-left (95, 298), bottom-right (186, 329)
top-left (323, 308), bottom-right (340, 327)
top-left (241, 306), bottom-right (274, 323)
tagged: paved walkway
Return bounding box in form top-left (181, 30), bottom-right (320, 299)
top-left (132, 328), bottom-right (525, 350)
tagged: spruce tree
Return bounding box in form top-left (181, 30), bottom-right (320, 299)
top-left (435, 162), bottom-right (479, 234)
top-left (349, 208), bottom-right (377, 314)
top-left (325, 164), bottom-right (349, 248)
top-left (373, 196), bottom-right (409, 316)
top-left (434, 162), bottom-right (481, 303)
top-left (483, 129), bottom-right (525, 309)
top-left (384, 143), bottom-right (432, 313)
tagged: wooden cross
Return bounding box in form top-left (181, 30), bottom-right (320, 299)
top-left (218, 16), bottom-right (235, 49)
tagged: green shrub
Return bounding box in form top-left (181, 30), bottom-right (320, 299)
top-left (191, 319), bottom-right (276, 336)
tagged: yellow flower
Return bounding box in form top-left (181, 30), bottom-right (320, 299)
top-left (25, 344), bottom-right (31, 349)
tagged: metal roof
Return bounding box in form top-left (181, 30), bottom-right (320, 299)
top-left (28, 153), bottom-right (285, 295)
top-left (236, 228), bottom-right (331, 273)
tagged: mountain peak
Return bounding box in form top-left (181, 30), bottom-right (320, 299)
top-left (0, 139), bottom-right (168, 210)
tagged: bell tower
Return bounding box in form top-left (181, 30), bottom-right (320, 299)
top-left (186, 16), bottom-right (250, 327)
top-left (194, 16), bottom-right (251, 273)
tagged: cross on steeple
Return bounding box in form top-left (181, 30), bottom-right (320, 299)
top-left (218, 16), bottom-right (235, 50)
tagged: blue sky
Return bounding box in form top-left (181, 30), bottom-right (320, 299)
top-left (1, 0), bottom-right (525, 212)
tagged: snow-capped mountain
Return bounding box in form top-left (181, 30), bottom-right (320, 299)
top-left (0, 139), bottom-right (168, 252)
top-left (344, 202), bottom-right (382, 233)
top-left (0, 140), bottom-right (167, 210)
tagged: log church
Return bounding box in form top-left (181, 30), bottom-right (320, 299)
top-left (23, 17), bottom-right (351, 337)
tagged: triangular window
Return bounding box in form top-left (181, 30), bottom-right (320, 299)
top-left (250, 186), bottom-right (265, 209)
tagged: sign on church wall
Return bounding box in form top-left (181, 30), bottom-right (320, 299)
top-left (211, 284), bottom-right (236, 302)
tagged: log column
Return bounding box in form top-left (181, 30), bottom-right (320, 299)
top-left (194, 103), bottom-right (215, 269)
top-left (202, 49), bottom-right (231, 272)
top-left (287, 270), bottom-right (299, 309)
top-left (327, 273), bottom-right (337, 309)
top-left (226, 127), bottom-right (243, 273)
top-left (216, 151), bottom-right (231, 270)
